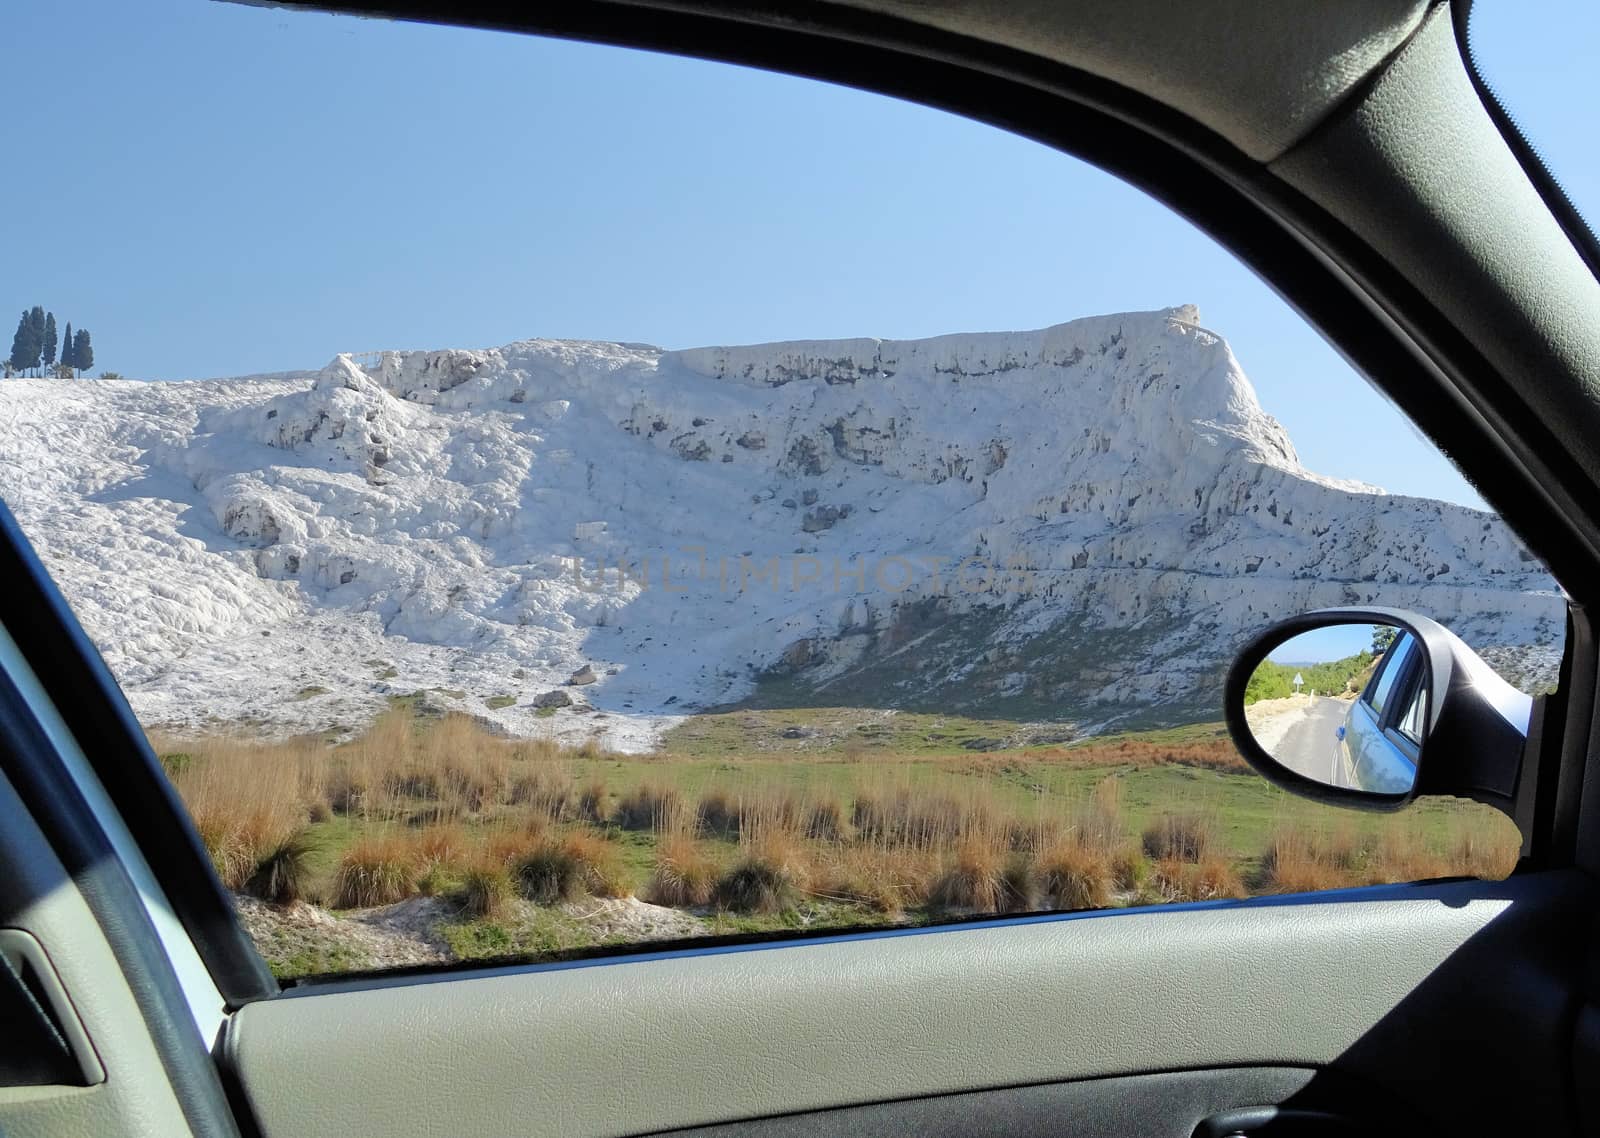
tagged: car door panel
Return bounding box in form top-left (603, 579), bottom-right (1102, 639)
top-left (653, 1067), bottom-right (1424, 1138)
top-left (222, 872), bottom-right (1592, 1138)
top-left (0, 760), bottom-right (205, 1138)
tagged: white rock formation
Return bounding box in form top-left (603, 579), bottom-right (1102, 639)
top-left (0, 306), bottom-right (1563, 745)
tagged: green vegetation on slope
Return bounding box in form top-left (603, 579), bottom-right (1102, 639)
top-left (1244, 651), bottom-right (1375, 704)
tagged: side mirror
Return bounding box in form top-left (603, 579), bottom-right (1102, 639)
top-left (1224, 607), bottom-right (1533, 814)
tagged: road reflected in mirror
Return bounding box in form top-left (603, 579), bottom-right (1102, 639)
top-left (1242, 622), bottom-right (1422, 795)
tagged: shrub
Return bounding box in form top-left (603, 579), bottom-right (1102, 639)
top-left (1039, 736), bottom-right (1249, 775)
top-left (1037, 842), bottom-right (1111, 910)
top-left (243, 830), bottom-right (314, 906)
top-left (648, 837), bottom-right (719, 907)
top-left (1141, 813), bottom-right (1215, 863)
top-left (333, 836), bottom-right (419, 908)
top-left (159, 751), bottom-right (196, 777)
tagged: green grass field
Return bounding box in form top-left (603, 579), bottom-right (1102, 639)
top-left (155, 704), bottom-right (1520, 978)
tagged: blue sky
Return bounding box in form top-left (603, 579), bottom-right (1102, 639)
top-left (4, 1), bottom-right (1594, 511)
top-left (1267, 624), bottom-right (1382, 666)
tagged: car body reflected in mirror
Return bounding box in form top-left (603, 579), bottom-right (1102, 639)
top-left (1241, 622), bottom-right (1421, 795)
top-left (1226, 607), bottom-right (1536, 816)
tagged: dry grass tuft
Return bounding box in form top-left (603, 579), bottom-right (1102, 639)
top-left (413, 824), bottom-right (466, 871)
top-left (409, 823), bottom-right (469, 895)
top-left (1141, 812), bottom-right (1216, 863)
top-left (929, 840), bottom-right (1033, 913)
top-left (333, 835), bottom-right (419, 909)
top-left (737, 789), bottom-right (848, 843)
top-left (815, 846), bottom-right (935, 914)
top-left (648, 836), bottom-right (720, 907)
top-left (852, 788), bottom-right (991, 851)
top-left (1450, 823), bottom-right (1519, 881)
top-left (696, 789), bottom-right (741, 837)
top-left (243, 830), bottom-right (315, 906)
top-left (1363, 830), bottom-right (1451, 885)
top-left (513, 831), bottom-right (629, 904)
top-left (797, 795), bottom-right (846, 842)
top-left (613, 783), bottom-right (684, 831)
top-left (1036, 842), bottom-right (1111, 910)
top-left (1151, 856), bottom-right (1245, 903)
top-left (576, 780), bottom-right (609, 824)
top-left (454, 861), bottom-right (515, 921)
top-left (1261, 826), bottom-right (1356, 894)
top-left (714, 834), bottom-right (811, 913)
top-left (1109, 848), bottom-right (1149, 893)
top-left (507, 767), bottom-right (575, 822)
top-left (713, 860), bottom-right (797, 914)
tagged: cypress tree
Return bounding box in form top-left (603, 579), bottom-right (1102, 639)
top-left (73, 328), bottom-right (94, 374)
top-left (60, 322), bottom-right (74, 373)
top-left (25, 307), bottom-right (45, 375)
top-left (43, 312), bottom-right (57, 370)
top-left (7, 312), bottom-right (28, 375)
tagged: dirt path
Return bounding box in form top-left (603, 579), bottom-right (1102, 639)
top-left (236, 892), bottom-right (709, 976)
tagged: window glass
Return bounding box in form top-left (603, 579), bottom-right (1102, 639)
top-left (1395, 671), bottom-right (1427, 745)
top-left (0, 2), bottom-right (1564, 979)
top-left (1467, 3), bottom-right (1600, 261)
top-left (1368, 634), bottom-right (1416, 718)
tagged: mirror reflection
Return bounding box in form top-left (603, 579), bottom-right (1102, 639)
top-left (1243, 622), bottom-right (1422, 795)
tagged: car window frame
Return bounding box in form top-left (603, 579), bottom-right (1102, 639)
top-left (1392, 663), bottom-right (1428, 748)
top-left (1364, 633), bottom-right (1415, 716)
top-left (1380, 656), bottom-right (1426, 763)
top-left (1, 0), bottom-right (1594, 1004)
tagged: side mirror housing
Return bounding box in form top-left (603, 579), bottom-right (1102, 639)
top-left (1224, 606), bottom-right (1532, 814)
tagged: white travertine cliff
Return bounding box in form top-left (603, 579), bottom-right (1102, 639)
top-left (0, 307), bottom-right (1562, 745)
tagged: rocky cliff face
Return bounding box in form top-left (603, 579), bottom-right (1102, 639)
top-left (0, 306), bottom-right (1563, 744)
